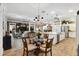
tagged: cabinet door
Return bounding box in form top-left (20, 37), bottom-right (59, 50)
top-left (69, 32), bottom-right (76, 38)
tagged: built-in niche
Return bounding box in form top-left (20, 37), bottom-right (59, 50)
top-left (16, 23), bottom-right (29, 33)
top-left (30, 23), bottom-right (35, 32)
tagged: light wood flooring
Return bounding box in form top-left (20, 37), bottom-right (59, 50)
top-left (3, 38), bottom-right (77, 56)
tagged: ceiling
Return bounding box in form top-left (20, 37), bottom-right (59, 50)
top-left (3, 3), bottom-right (79, 21)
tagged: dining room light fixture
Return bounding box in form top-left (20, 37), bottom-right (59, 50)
top-left (33, 3), bottom-right (44, 21)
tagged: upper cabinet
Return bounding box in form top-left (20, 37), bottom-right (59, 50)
top-left (54, 16), bottom-right (60, 25)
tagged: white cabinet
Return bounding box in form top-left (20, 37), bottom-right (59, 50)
top-left (69, 32), bottom-right (76, 38)
top-left (52, 35), bottom-right (57, 44)
top-left (13, 39), bottom-right (23, 50)
top-left (60, 32), bottom-right (65, 41)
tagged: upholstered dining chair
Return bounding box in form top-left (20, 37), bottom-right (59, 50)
top-left (40, 38), bottom-right (54, 56)
top-left (22, 37), bottom-right (37, 56)
top-left (28, 32), bottom-right (36, 44)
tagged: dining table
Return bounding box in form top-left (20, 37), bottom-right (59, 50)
top-left (33, 38), bottom-right (44, 56)
top-left (26, 32), bottom-right (60, 55)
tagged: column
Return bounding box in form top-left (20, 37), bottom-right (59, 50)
top-left (77, 10), bottom-right (79, 53)
top-left (0, 3), bottom-right (3, 56)
top-left (3, 5), bottom-right (7, 36)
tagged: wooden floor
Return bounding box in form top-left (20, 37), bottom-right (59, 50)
top-left (3, 38), bottom-right (77, 56)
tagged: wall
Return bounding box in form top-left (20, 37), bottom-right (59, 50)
top-left (0, 4), bottom-right (3, 56)
top-left (77, 14), bottom-right (79, 49)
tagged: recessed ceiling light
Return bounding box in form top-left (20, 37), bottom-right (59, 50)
top-left (69, 10), bottom-right (74, 13)
top-left (51, 11), bottom-right (56, 14)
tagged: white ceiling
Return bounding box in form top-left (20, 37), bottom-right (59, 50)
top-left (4, 3), bottom-right (79, 20)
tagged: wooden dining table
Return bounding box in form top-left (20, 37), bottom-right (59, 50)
top-left (27, 32), bottom-right (59, 55)
top-left (33, 38), bottom-right (45, 56)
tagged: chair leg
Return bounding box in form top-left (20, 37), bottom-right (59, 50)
top-left (50, 50), bottom-right (52, 56)
top-left (23, 49), bottom-right (25, 56)
top-left (26, 50), bottom-right (28, 56)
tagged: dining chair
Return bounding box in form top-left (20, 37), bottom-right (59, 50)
top-left (28, 32), bottom-right (36, 44)
top-left (40, 38), bottom-right (54, 56)
top-left (22, 37), bottom-right (37, 56)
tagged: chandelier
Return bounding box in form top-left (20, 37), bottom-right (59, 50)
top-left (33, 3), bottom-right (44, 21)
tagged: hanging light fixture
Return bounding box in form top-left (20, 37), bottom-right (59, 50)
top-left (34, 3), bottom-right (44, 21)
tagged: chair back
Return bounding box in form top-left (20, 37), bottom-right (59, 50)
top-left (45, 38), bottom-right (54, 51)
top-left (28, 32), bottom-right (36, 44)
top-left (28, 32), bottom-right (36, 38)
top-left (22, 37), bottom-right (28, 50)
